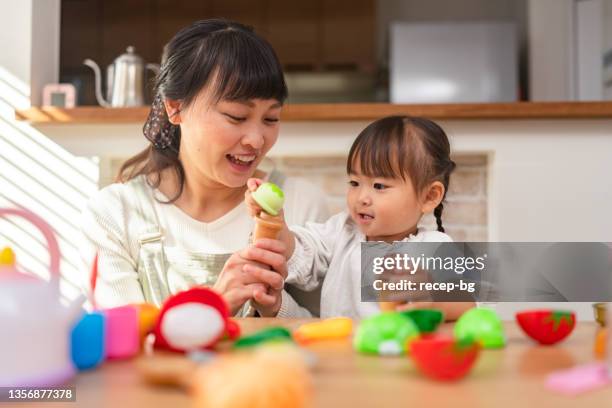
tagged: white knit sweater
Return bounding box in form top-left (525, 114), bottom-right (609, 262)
top-left (287, 212), bottom-right (453, 318)
top-left (80, 174), bottom-right (329, 316)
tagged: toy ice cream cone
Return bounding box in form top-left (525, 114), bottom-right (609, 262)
top-left (253, 212), bottom-right (284, 240)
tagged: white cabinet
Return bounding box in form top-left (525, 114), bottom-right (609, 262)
top-left (390, 22), bottom-right (518, 103)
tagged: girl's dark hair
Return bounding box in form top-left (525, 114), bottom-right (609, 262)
top-left (117, 19), bottom-right (288, 201)
top-left (346, 116), bottom-right (456, 233)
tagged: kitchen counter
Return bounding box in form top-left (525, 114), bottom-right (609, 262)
top-left (14, 101), bottom-right (612, 124)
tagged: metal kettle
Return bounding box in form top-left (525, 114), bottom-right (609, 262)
top-left (84, 46), bottom-right (160, 107)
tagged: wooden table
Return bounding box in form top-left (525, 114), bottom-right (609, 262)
top-left (21, 319), bottom-right (611, 407)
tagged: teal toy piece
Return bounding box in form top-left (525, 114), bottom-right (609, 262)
top-left (71, 310), bottom-right (106, 370)
top-left (399, 309), bottom-right (444, 333)
top-left (454, 308), bottom-right (505, 349)
top-left (353, 312), bottom-right (420, 356)
top-left (233, 327), bottom-right (292, 349)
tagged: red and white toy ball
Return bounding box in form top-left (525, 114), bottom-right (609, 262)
top-left (153, 288), bottom-right (240, 352)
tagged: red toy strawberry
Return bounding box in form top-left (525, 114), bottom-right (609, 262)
top-left (410, 335), bottom-right (481, 381)
top-left (516, 310), bottom-right (576, 345)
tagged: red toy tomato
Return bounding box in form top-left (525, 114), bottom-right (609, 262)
top-left (410, 335), bottom-right (481, 381)
top-left (516, 310), bottom-right (576, 345)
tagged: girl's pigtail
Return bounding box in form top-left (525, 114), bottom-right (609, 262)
top-left (434, 203), bottom-right (445, 233)
top-left (434, 160), bottom-right (455, 233)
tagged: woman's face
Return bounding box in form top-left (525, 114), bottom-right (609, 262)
top-left (177, 92), bottom-right (282, 188)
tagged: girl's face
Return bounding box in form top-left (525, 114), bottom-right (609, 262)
top-left (176, 92), bottom-right (282, 188)
top-left (347, 168), bottom-right (425, 242)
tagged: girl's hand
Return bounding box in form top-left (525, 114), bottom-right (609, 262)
top-left (245, 178), bottom-right (265, 217)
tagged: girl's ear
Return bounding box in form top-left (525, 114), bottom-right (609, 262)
top-left (421, 181), bottom-right (445, 214)
top-left (164, 99), bottom-right (182, 125)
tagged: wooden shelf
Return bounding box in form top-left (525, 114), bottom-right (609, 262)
top-left (15, 101), bottom-right (612, 124)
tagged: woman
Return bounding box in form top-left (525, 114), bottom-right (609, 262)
top-left (81, 19), bottom-right (328, 317)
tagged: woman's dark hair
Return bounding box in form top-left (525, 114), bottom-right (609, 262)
top-left (117, 19), bottom-right (288, 201)
top-left (346, 116), bottom-right (456, 233)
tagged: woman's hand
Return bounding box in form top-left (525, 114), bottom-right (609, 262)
top-left (213, 242), bottom-right (284, 315)
top-left (243, 238), bottom-right (289, 317)
top-left (214, 238), bottom-right (288, 315)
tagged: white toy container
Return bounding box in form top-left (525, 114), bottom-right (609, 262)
top-left (0, 208), bottom-right (84, 387)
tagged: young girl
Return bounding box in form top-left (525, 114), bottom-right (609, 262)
top-left (246, 116), bottom-right (475, 319)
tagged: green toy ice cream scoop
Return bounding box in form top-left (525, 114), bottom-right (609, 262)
top-left (252, 182), bottom-right (285, 216)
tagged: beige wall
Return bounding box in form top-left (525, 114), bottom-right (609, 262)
top-left (265, 154), bottom-right (488, 242)
top-left (104, 153), bottom-right (489, 242)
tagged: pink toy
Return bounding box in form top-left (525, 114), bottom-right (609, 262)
top-left (86, 254), bottom-right (157, 359)
top-left (545, 363), bottom-right (612, 395)
top-left (104, 305), bottom-right (140, 359)
top-left (154, 287), bottom-right (240, 352)
top-left (0, 208), bottom-right (84, 387)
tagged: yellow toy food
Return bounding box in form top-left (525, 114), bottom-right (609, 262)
top-left (293, 317), bottom-right (353, 344)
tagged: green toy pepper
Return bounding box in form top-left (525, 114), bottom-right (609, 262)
top-left (454, 308), bottom-right (505, 349)
top-left (233, 327), bottom-right (292, 349)
top-left (399, 309), bottom-right (444, 333)
top-left (354, 312), bottom-right (420, 356)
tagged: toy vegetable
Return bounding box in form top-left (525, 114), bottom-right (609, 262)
top-left (399, 309), bottom-right (444, 333)
top-left (454, 308), bottom-right (505, 349)
top-left (411, 335), bottom-right (481, 381)
top-left (594, 328), bottom-right (607, 359)
top-left (293, 317), bottom-right (353, 344)
top-left (192, 343), bottom-right (312, 408)
top-left (354, 312), bottom-right (419, 356)
top-left (516, 310), bottom-right (576, 345)
top-left (234, 327), bottom-right (292, 349)
top-left (136, 303), bottom-right (160, 344)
